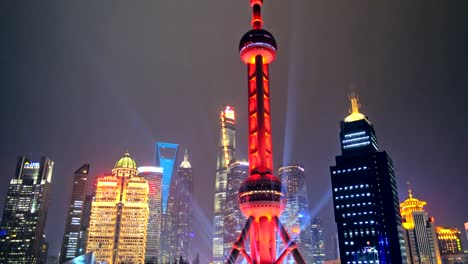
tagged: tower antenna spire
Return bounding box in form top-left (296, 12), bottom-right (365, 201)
top-left (227, 1), bottom-right (305, 263)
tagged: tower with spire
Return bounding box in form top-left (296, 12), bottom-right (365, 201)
top-left (330, 95), bottom-right (408, 264)
top-left (400, 188), bottom-right (441, 264)
top-left (226, 0), bottom-right (306, 263)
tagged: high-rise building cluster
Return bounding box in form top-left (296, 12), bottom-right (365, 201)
top-left (330, 95), bottom-right (467, 264)
top-left (0, 144), bottom-right (195, 263)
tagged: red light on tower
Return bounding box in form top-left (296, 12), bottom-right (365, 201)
top-left (226, 1), bottom-right (305, 263)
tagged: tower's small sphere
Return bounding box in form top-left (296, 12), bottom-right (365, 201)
top-left (239, 29), bottom-right (277, 64)
top-left (238, 174), bottom-right (285, 218)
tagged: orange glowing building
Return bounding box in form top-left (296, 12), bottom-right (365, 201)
top-left (435, 226), bottom-right (463, 255)
top-left (400, 189), bottom-right (441, 264)
top-left (86, 152), bottom-right (149, 264)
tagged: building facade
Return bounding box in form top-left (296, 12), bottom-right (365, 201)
top-left (400, 189), bottom-right (441, 264)
top-left (60, 164), bottom-right (90, 263)
top-left (174, 150), bottom-right (194, 261)
top-left (279, 165), bottom-right (314, 263)
top-left (330, 95), bottom-right (407, 264)
top-left (311, 217), bottom-right (326, 264)
top-left (213, 105), bottom-right (237, 264)
top-left (436, 227), bottom-right (463, 255)
top-left (0, 156), bottom-right (54, 264)
top-left (223, 160), bottom-right (249, 261)
top-left (86, 152), bottom-right (149, 264)
top-left (137, 166), bottom-right (163, 263)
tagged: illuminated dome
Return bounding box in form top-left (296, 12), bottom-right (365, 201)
top-left (114, 152), bottom-right (137, 170)
top-left (400, 189), bottom-right (427, 229)
top-left (239, 29), bottom-right (277, 64)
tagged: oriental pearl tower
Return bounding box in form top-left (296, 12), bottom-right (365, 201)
top-left (226, 1), bottom-right (306, 263)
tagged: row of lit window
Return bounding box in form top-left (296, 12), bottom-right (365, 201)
top-left (343, 141), bottom-right (371, 149)
top-left (344, 131), bottom-right (366, 138)
top-left (344, 228), bottom-right (376, 238)
top-left (342, 136), bottom-right (370, 144)
top-left (336, 202), bottom-right (373, 209)
top-left (333, 167), bottom-right (368, 175)
top-left (335, 193), bottom-right (371, 200)
top-left (342, 211), bottom-right (374, 218)
top-left (346, 259), bottom-right (380, 263)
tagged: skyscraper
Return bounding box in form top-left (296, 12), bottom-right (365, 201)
top-left (223, 160), bottom-right (249, 260)
top-left (279, 165), bottom-right (314, 263)
top-left (155, 142), bottom-right (179, 214)
top-left (311, 217), bottom-right (326, 264)
top-left (213, 105), bottom-right (237, 263)
top-left (86, 152), bottom-right (149, 264)
top-left (0, 156), bottom-right (54, 263)
top-left (330, 95), bottom-right (407, 264)
top-left (174, 149), bottom-right (194, 260)
top-left (60, 164), bottom-right (90, 263)
top-left (435, 227), bottom-right (463, 255)
top-left (137, 166), bottom-right (163, 263)
top-left (400, 189), bottom-right (441, 264)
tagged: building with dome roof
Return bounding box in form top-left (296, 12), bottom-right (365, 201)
top-left (86, 152), bottom-right (149, 264)
top-left (400, 189), bottom-right (441, 264)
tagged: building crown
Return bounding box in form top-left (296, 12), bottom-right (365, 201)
top-left (344, 93), bottom-right (366, 123)
top-left (180, 149), bottom-right (191, 169)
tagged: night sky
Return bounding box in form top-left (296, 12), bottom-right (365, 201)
top-left (1, 1), bottom-right (467, 262)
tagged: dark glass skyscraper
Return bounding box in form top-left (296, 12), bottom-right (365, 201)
top-left (330, 95), bottom-right (407, 264)
top-left (0, 156), bottom-right (54, 264)
top-left (223, 160), bottom-right (248, 260)
top-left (279, 165), bottom-right (314, 263)
top-left (60, 164), bottom-right (90, 263)
top-left (174, 150), bottom-right (194, 261)
top-left (311, 217), bottom-right (326, 264)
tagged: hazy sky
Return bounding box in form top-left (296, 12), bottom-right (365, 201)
top-left (0, 1), bottom-right (467, 262)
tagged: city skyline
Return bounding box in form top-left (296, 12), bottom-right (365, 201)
top-left (0, 1), bottom-right (467, 263)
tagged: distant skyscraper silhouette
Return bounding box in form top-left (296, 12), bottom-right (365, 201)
top-left (0, 156), bottom-right (54, 264)
top-left (279, 165), bottom-right (314, 263)
top-left (138, 166), bottom-right (163, 263)
top-left (311, 217), bottom-right (326, 264)
top-left (223, 160), bottom-right (249, 261)
top-left (174, 149), bottom-right (194, 260)
top-left (60, 164), bottom-right (90, 263)
top-left (330, 94), bottom-right (407, 264)
top-left (400, 189), bottom-right (441, 264)
top-left (86, 152), bottom-right (149, 264)
top-left (213, 105), bottom-right (237, 264)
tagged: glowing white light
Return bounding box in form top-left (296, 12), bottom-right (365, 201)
top-left (138, 166), bottom-right (163, 173)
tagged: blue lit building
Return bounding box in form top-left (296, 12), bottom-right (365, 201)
top-left (155, 142), bottom-right (179, 213)
top-left (330, 95), bottom-right (407, 264)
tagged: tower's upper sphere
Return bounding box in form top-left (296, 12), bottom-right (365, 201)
top-left (239, 29), bottom-right (277, 64)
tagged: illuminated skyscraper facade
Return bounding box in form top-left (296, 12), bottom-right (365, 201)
top-left (311, 217), bottom-right (326, 264)
top-left (213, 105), bottom-right (237, 263)
top-left (174, 150), bottom-right (194, 260)
top-left (223, 160), bottom-right (249, 260)
top-left (0, 156), bottom-right (54, 264)
top-left (279, 165), bottom-right (314, 263)
top-left (435, 227), bottom-right (463, 255)
top-left (155, 142), bottom-right (179, 214)
top-left (86, 152), bottom-right (149, 264)
top-left (464, 222), bottom-right (468, 241)
top-left (138, 166), bottom-right (163, 263)
top-left (330, 95), bottom-right (407, 264)
top-left (400, 189), bottom-right (441, 264)
top-left (60, 164), bottom-right (90, 263)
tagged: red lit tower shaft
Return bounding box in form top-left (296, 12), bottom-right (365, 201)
top-left (227, 1), bottom-right (306, 263)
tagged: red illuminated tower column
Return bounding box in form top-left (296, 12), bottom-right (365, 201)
top-left (227, 1), bottom-right (306, 263)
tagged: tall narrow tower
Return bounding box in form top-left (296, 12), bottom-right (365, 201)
top-left (213, 105), bottom-right (237, 263)
top-left (227, 1), bottom-right (305, 263)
